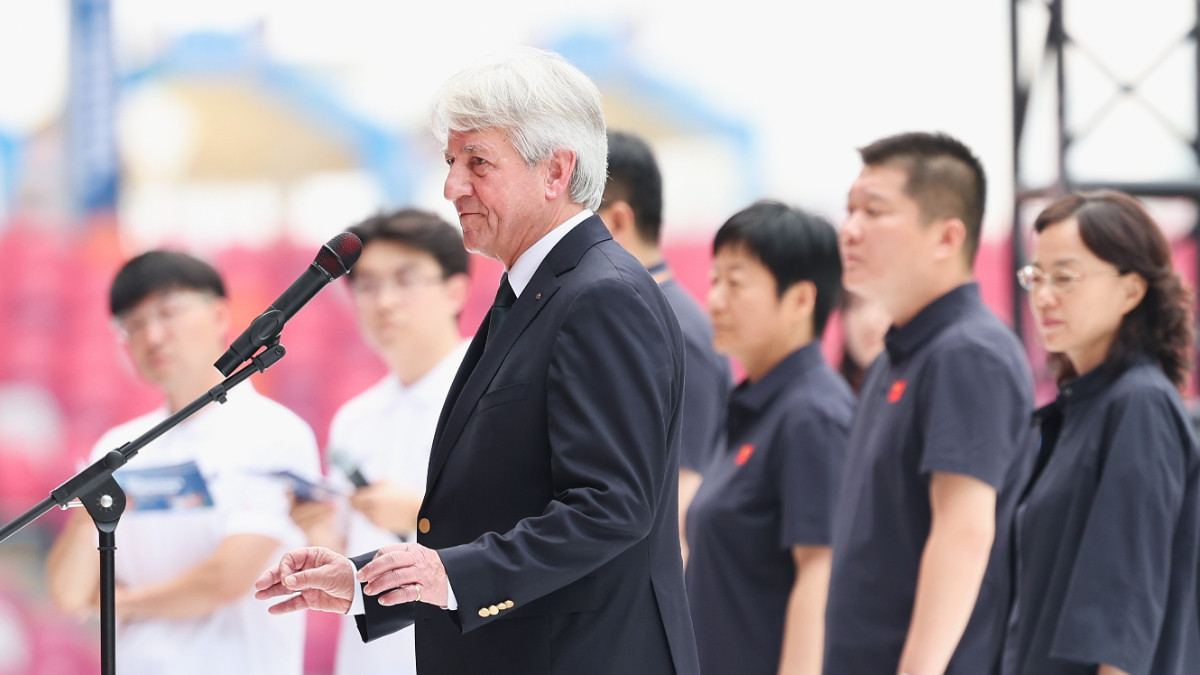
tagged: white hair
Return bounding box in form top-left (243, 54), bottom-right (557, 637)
top-left (431, 47), bottom-right (608, 211)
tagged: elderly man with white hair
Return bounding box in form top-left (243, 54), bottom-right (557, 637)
top-left (256, 47), bottom-right (701, 675)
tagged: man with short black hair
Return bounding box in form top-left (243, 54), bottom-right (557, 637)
top-left (823, 132), bottom-right (1036, 675)
top-left (46, 250), bottom-right (320, 675)
top-left (598, 129), bottom-right (730, 562)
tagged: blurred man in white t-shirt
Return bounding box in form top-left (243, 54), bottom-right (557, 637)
top-left (46, 250), bottom-right (320, 675)
top-left (289, 209), bottom-right (469, 675)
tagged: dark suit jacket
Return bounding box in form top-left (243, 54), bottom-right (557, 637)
top-left (352, 216), bottom-right (700, 674)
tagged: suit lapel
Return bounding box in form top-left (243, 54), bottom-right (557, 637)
top-left (424, 216), bottom-right (611, 492)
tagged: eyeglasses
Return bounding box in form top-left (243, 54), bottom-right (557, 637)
top-left (350, 273), bottom-right (445, 299)
top-left (112, 290), bottom-right (215, 342)
top-left (1016, 265), bottom-right (1121, 293)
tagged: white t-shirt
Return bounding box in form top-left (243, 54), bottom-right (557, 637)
top-left (89, 383), bottom-right (320, 675)
top-left (328, 342), bottom-right (467, 675)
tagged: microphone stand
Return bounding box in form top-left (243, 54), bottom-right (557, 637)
top-left (0, 341), bottom-right (288, 675)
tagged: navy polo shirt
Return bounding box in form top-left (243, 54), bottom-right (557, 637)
top-left (653, 264), bottom-right (731, 473)
top-left (824, 283), bottom-right (1036, 675)
top-left (686, 342), bottom-right (853, 675)
top-left (1001, 357), bottom-right (1200, 675)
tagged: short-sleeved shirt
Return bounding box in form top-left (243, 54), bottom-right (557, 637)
top-left (824, 282), bottom-right (1037, 675)
top-left (1001, 357), bottom-right (1200, 675)
top-left (652, 262), bottom-right (731, 473)
top-left (91, 384), bottom-right (320, 675)
top-left (328, 342), bottom-right (467, 675)
top-left (686, 343), bottom-right (853, 675)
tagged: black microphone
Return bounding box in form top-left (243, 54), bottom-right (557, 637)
top-left (329, 448), bottom-right (370, 489)
top-left (214, 232), bottom-right (363, 376)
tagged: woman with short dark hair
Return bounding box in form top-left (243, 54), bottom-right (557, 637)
top-left (1003, 190), bottom-right (1200, 675)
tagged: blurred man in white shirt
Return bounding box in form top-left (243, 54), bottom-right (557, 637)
top-left (289, 209), bottom-right (469, 675)
top-left (46, 250), bottom-right (320, 675)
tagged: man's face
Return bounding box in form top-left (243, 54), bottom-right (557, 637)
top-left (443, 127), bottom-right (549, 266)
top-left (840, 164), bottom-right (934, 302)
top-left (115, 289), bottom-right (227, 392)
top-left (349, 240), bottom-right (464, 354)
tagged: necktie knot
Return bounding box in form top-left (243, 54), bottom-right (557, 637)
top-left (493, 276), bottom-right (516, 310)
top-left (487, 276), bottom-right (516, 344)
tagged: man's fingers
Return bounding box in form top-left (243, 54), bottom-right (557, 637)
top-left (363, 568), bottom-right (419, 597)
top-left (266, 594), bottom-right (312, 615)
top-left (254, 580), bottom-right (293, 600)
top-left (378, 586), bottom-right (418, 607)
top-left (358, 547), bottom-right (417, 582)
top-left (254, 567), bottom-right (280, 592)
top-left (284, 565), bottom-right (341, 592)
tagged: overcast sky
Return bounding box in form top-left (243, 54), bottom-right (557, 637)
top-left (0, 0), bottom-right (1193, 241)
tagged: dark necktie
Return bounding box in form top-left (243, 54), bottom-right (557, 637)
top-left (487, 275), bottom-right (517, 344)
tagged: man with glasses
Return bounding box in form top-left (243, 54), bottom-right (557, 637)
top-left (288, 209), bottom-right (469, 675)
top-left (823, 132), bottom-right (1037, 675)
top-left (45, 250), bottom-right (320, 675)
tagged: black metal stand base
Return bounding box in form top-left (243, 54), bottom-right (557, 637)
top-left (80, 476), bottom-right (125, 675)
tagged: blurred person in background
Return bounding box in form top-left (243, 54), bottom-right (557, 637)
top-left (837, 291), bottom-right (890, 394)
top-left (1002, 191), bottom-right (1200, 675)
top-left (290, 209), bottom-right (469, 675)
top-left (685, 201), bottom-right (851, 675)
top-left (44, 251), bottom-right (320, 675)
top-left (597, 129), bottom-right (730, 565)
top-left (824, 132), bottom-right (1036, 675)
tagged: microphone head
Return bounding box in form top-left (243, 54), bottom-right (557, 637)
top-left (314, 232), bottom-right (363, 279)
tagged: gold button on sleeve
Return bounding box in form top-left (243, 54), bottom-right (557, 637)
top-left (504, 600), bottom-right (514, 609)
top-left (488, 605), bottom-right (499, 616)
top-left (478, 608), bottom-right (489, 618)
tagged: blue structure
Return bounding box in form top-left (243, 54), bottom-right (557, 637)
top-left (102, 29), bottom-right (756, 218)
top-left (551, 29), bottom-right (761, 203)
top-left (121, 31), bottom-right (415, 205)
top-left (0, 130), bottom-right (16, 215)
top-left (68, 0), bottom-right (119, 217)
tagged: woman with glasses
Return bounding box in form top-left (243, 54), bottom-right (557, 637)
top-left (1003, 190), bottom-right (1200, 675)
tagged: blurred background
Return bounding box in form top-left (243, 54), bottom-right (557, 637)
top-left (0, 0), bottom-right (1198, 672)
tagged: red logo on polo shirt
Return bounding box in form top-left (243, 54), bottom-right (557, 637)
top-left (888, 380), bottom-right (907, 403)
top-left (734, 444), bottom-right (755, 466)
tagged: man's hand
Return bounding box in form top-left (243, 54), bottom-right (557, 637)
top-left (358, 543), bottom-right (449, 608)
top-left (254, 547), bottom-right (355, 615)
top-left (348, 482), bottom-right (423, 535)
